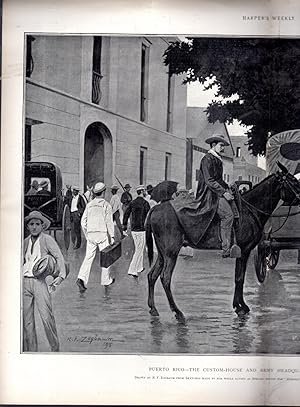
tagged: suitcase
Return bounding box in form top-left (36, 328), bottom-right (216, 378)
top-left (100, 241), bottom-right (122, 268)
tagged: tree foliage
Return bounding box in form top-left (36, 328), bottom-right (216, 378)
top-left (164, 38), bottom-right (300, 155)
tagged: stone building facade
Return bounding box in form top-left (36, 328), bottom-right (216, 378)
top-left (231, 136), bottom-right (266, 185)
top-left (25, 35), bottom-right (187, 197)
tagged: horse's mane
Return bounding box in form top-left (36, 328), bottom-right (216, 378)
top-left (240, 174), bottom-right (277, 204)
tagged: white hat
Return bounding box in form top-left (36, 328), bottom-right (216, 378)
top-left (39, 180), bottom-right (49, 189)
top-left (136, 185), bottom-right (145, 192)
top-left (93, 182), bottom-right (106, 194)
top-left (72, 186), bottom-right (80, 191)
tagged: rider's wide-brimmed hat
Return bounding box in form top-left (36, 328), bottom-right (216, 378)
top-left (205, 134), bottom-right (229, 146)
top-left (111, 185), bottom-right (119, 190)
top-left (93, 182), bottom-right (106, 194)
top-left (136, 185), bottom-right (145, 192)
top-left (24, 210), bottom-right (51, 230)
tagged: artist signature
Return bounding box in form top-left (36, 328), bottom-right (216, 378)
top-left (67, 335), bottom-right (117, 348)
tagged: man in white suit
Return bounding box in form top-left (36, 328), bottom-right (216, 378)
top-left (76, 182), bottom-right (115, 292)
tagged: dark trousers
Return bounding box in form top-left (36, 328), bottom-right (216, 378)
top-left (23, 277), bottom-right (59, 352)
top-left (71, 211), bottom-right (82, 248)
top-left (113, 210), bottom-right (124, 238)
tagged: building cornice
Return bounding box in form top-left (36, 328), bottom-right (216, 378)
top-left (26, 78), bottom-right (186, 142)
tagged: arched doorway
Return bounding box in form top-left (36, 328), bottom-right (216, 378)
top-left (84, 122), bottom-right (112, 188)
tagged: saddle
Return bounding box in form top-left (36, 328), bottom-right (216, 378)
top-left (173, 186), bottom-right (242, 257)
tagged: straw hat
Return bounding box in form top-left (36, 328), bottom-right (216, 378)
top-left (24, 210), bottom-right (51, 230)
top-left (93, 182), bottom-right (106, 194)
top-left (39, 180), bottom-right (49, 189)
top-left (32, 255), bottom-right (57, 279)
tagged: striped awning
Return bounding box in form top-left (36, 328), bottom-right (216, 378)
top-left (266, 129), bottom-right (300, 176)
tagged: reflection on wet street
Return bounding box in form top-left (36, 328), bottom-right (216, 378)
top-left (36, 234), bottom-right (300, 354)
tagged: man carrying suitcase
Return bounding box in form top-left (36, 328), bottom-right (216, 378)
top-left (76, 182), bottom-right (115, 292)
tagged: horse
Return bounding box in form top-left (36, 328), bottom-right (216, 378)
top-left (145, 163), bottom-right (300, 321)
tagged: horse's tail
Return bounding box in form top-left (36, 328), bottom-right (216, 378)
top-left (145, 208), bottom-right (154, 266)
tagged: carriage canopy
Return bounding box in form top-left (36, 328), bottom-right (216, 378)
top-left (266, 129), bottom-right (300, 176)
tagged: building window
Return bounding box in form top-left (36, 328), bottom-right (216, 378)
top-left (165, 153), bottom-right (172, 180)
top-left (25, 124), bottom-right (32, 161)
top-left (26, 35), bottom-right (35, 78)
top-left (92, 36), bottom-right (103, 104)
top-left (238, 175), bottom-right (242, 180)
top-left (224, 173), bottom-right (226, 181)
top-left (140, 43), bottom-right (150, 122)
top-left (166, 72), bottom-right (175, 132)
top-left (236, 146), bottom-right (241, 158)
top-left (227, 174), bottom-right (230, 183)
top-left (139, 147), bottom-right (148, 184)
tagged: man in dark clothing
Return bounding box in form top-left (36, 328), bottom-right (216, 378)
top-left (196, 134), bottom-right (238, 258)
top-left (121, 183), bottom-right (133, 214)
top-left (64, 184), bottom-right (73, 208)
top-left (70, 186), bottom-right (86, 249)
top-left (123, 185), bottom-right (150, 277)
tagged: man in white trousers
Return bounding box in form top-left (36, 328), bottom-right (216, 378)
top-left (76, 182), bottom-right (115, 292)
top-left (123, 185), bottom-right (150, 278)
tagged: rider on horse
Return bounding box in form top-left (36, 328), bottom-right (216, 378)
top-left (196, 134), bottom-right (241, 258)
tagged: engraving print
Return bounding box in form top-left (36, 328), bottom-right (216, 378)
top-left (23, 35), bottom-right (300, 354)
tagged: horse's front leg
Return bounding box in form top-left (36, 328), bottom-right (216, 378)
top-left (233, 253), bottom-right (250, 316)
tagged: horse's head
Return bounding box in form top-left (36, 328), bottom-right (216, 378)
top-left (276, 161), bottom-right (300, 205)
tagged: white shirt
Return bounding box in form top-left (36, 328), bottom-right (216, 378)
top-left (110, 194), bottom-right (122, 214)
top-left (23, 237), bottom-right (41, 277)
top-left (145, 194), bottom-right (157, 208)
top-left (71, 195), bottom-right (79, 212)
top-left (84, 190), bottom-right (93, 203)
top-left (208, 148), bottom-right (223, 162)
top-left (81, 198), bottom-right (114, 242)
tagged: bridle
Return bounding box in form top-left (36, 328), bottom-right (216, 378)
top-left (238, 173), bottom-right (300, 230)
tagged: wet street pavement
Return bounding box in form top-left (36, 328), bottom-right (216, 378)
top-left (36, 233), bottom-right (300, 354)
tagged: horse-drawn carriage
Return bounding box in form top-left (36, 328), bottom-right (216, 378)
top-left (24, 161), bottom-right (71, 250)
top-left (254, 130), bottom-right (300, 283)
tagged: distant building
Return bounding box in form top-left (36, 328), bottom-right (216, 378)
top-left (186, 107), bottom-right (234, 192)
top-left (25, 35), bottom-right (187, 196)
top-left (231, 136), bottom-right (266, 185)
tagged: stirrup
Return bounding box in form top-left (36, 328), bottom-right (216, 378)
top-left (230, 244), bottom-right (241, 258)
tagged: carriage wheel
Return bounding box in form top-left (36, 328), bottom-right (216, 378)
top-left (266, 248), bottom-right (280, 270)
top-left (254, 243), bottom-right (268, 283)
top-left (62, 205), bottom-right (71, 251)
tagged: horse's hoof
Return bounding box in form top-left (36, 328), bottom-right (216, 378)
top-left (175, 312), bottom-right (186, 323)
top-left (243, 305), bottom-right (250, 314)
top-left (149, 308), bottom-right (159, 317)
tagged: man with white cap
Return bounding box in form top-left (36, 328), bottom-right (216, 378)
top-left (123, 185), bottom-right (150, 277)
top-left (196, 134), bottom-right (240, 258)
top-left (23, 210), bottom-right (66, 352)
top-left (76, 182), bottom-right (115, 292)
top-left (70, 186), bottom-right (86, 249)
top-left (110, 185), bottom-right (125, 240)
